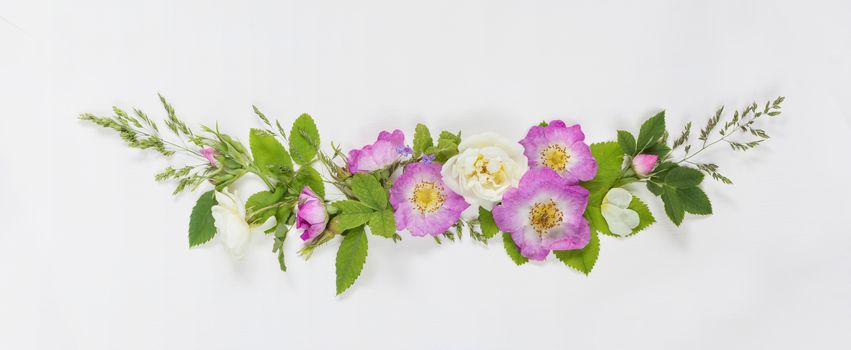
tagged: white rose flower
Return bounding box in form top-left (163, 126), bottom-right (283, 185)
top-left (601, 187), bottom-right (639, 236)
top-left (440, 132), bottom-right (528, 211)
top-left (211, 188), bottom-right (277, 258)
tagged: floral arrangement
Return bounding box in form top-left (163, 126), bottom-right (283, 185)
top-left (81, 95), bottom-right (785, 295)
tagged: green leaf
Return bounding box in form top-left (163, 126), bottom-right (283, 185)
top-left (678, 187), bottom-right (713, 215)
top-left (478, 207), bottom-right (499, 239)
top-left (188, 190), bottom-right (217, 247)
top-left (431, 137), bottom-right (459, 163)
top-left (662, 187), bottom-right (685, 226)
top-left (580, 142), bottom-right (624, 208)
top-left (293, 166), bottom-right (325, 197)
top-left (336, 227), bottom-right (368, 295)
top-left (289, 113), bottom-right (320, 165)
top-left (368, 210), bottom-right (396, 238)
top-left (584, 206), bottom-right (612, 237)
top-left (627, 196), bottom-right (655, 236)
top-left (335, 213), bottom-right (373, 231)
top-left (646, 181), bottom-right (663, 196)
top-left (665, 166), bottom-right (704, 188)
top-left (412, 124), bottom-right (433, 156)
top-left (438, 130), bottom-right (461, 144)
top-left (333, 200), bottom-right (374, 214)
top-left (249, 128), bottom-right (293, 175)
top-left (502, 232), bottom-right (528, 266)
top-left (643, 142), bottom-right (671, 159)
top-left (245, 187), bottom-right (285, 225)
top-left (351, 173), bottom-right (388, 209)
top-left (554, 229), bottom-right (600, 275)
top-left (617, 130), bottom-right (637, 155)
top-left (636, 111), bottom-right (666, 151)
top-left (274, 222), bottom-right (289, 272)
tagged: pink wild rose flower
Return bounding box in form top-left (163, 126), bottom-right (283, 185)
top-left (519, 120), bottom-right (597, 184)
top-left (347, 129), bottom-right (406, 173)
top-left (492, 168), bottom-right (591, 260)
top-left (389, 162), bottom-right (469, 237)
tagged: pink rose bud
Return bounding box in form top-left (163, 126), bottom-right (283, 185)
top-left (200, 147), bottom-right (218, 167)
top-left (296, 187), bottom-right (328, 241)
top-left (632, 154), bottom-right (658, 177)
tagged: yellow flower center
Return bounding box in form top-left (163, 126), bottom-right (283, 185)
top-left (540, 144), bottom-right (570, 172)
top-left (469, 154), bottom-right (508, 186)
top-left (410, 181), bottom-right (446, 214)
top-left (528, 200), bottom-right (563, 234)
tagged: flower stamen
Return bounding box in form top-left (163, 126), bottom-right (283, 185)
top-left (540, 144), bottom-right (570, 172)
top-left (410, 181), bottom-right (446, 214)
top-left (528, 200), bottom-right (563, 235)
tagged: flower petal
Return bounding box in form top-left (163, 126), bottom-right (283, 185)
top-left (604, 187), bottom-right (633, 208)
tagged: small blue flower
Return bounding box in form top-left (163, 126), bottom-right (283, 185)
top-left (396, 145), bottom-right (413, 157)
top-left (421, 154), bottom-right (435, 164)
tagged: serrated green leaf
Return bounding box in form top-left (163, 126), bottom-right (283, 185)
top-left (432, 137), bottom-right (459, 163)
top-left (333, 200), bottom-right (374, 214)
top-left (585, 206), bottom-right (613, 237)
top-left (335, 213), bottom-right (373, 231)
top-left (554, 229), bottom-right (600, 275)
top-left (478, 207), bottom-right (499, 239)
top-left (274, 222), bottom-right (289, 272)
top-left (245, 187), bottom-right (285, 225)
top-left (678, 187), bottom-right (713, 215)
top-left (646, 181), bottom-right (663, 196)
top-left (643, 142), bottom-right (671, 158)
top-left (289, 113), bottom-right (320, 165)
top-left (368, 210), bottom-right (396, 238)
top-left (665, 166), bottom-right (704, 188)
top-left (502, 232), bottom-right (528, 265)
top-left (336, 227), bottom-right (368, 295)
top-left (617, 130), bottom-right (636, 155)
top-left (580, 142), bottom-right (624, 208)
top-left (636, 111), bottom-right (666, 151)
top-left (351, 173), bottom-right (388, 209)
top-left (627, 196), bottom-right (655, 236)
top-left (413, 124), bottom-right (433, 156)
top-left (293, 166), bottom-right (325, 197)
top-left (662, 187), bottom-right (685, 226)
top-left (438, 130), bottom-right (461, 144)
top-left (249, 128), bottom-right (292, 174)
top-left (189, 190), bottom-right (217, 247)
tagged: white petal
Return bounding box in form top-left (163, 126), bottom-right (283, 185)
top-left (604, 187), bottom-right (633, 208)
top-left (212, 206), bottom-right (252, 258)
top-left (601, 204), bottom-right (640, 236)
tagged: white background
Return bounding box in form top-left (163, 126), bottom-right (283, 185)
top-left (2, 0), bottom-right (850, 349)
